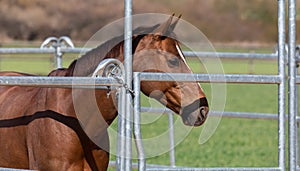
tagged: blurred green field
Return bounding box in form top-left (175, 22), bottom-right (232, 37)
top-left (0, 46), bottom-right (289, 169)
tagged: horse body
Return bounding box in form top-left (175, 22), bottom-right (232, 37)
top-left (0, 71), bottom-right (113, 170)
top-left (0, 15), bottom-right (209, 171)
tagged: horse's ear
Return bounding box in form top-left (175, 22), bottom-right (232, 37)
top-left (153, 14), bottom-right (174, 36)
top-left (169, 14), bottom-right (181, 31)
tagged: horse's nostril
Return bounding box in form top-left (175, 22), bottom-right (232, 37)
top-left (180, 99), bottom-right (209, 126)
top-left (199, 106), bottom-right (208, 121)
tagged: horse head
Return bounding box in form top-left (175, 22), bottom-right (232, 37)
top-left (132, 15), bottom-right (209, 126)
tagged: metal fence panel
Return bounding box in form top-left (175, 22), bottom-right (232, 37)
top-left (0, 0), bottom-right (293, 170)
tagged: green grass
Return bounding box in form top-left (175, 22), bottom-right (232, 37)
top-left (187, 58), bottom-right (278, 75)
top-left (0, 47), bottom-right (289, 169)
top-left (0, 53), bottom-right (77, 75)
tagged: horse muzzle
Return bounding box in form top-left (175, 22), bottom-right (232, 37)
top-left (180, 98), bottom-right (209, 126)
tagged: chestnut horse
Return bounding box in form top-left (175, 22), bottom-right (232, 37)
top-left (0, 15), bottom-right (208, 171)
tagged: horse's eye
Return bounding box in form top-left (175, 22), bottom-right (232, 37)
top-left (168, 57), bottom-right (180, 67)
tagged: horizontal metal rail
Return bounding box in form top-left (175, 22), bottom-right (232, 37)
top-left (0, 48), bottom-right (87, 54)
top-left (0, 168), bottom-right (34, 171)
top-left (210, 111), bottom-right (287, 121)
top-left (141, 107), bottom-right (300, 122)
top-left (0, 76), bottom-right (121, 88)
top-left (294, 76), bottom-right (300, 84)
top-left (139, 73), bottom-right (282, 84)
top-left (0, 48), bottom-right (278, 60)
top-left (184, 51), bottom-right (277, 59)
top-left (0, 73), bottom-right (281, 88)
top-left (109, 161), bottom-right (281, 171)
top-left (109, 161), bottom-right (175, 169)
top-left (145, 167), bottom-right (281, 171)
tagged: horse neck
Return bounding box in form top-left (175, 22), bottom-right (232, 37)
top-left (69, 38), bottom-right (125, 77)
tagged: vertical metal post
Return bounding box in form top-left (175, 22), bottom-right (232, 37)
top-left (278, 0), bottom-right (286, 170)
top-left (116, 86), bottom-right (127, 170)
top-left (124, 0), bottom-right (133, 170)
top-left (167, 111), bottom-right (176, 167)
top-left (133, 72), bottom-right (146, 171)
top-left (117, 1), bottom-right (133, 170)
top-left (296, 82), bottom-right (299, 167)
top-left (288, 0), bottom-right (297, 170)
top-left (55, 46), bottom-right (63, 69)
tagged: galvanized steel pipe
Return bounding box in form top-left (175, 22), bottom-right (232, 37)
top-left (277, 0), bottom-right (287, 170)
top-left (0, 48), bottom-right (280, 61)
top-left (120, 0), bottom-right (134, 170)
top-left (288, 0), bottom-right (297, 170)
top-left (0, 76), bottom-right (120, 88)
top-left (183, 51), bottom-right (277, 60)
top-left (133, 72), bottom-right (146, 171)
top-left (138, 73), bottom-right (282, 84)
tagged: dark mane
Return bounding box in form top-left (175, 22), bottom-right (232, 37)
top-left (67, 24), bottom-right (160, 76)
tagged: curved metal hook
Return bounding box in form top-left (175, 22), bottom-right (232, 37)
top-left (92, 58), bottom-right (124, 78)
top-left (40, 36), bottom-right (74, 48)
top-left (40, 36), bottom-right (75, 69)
top-left (40, 37), bottom-right (59, 48)
top-left (92, 58), bottom-right (125, 98)
top-left (58, 36), bottom-right (75, 48)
